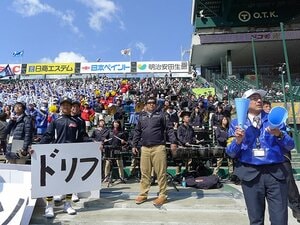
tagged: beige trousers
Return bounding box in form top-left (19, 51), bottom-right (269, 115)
top-left (213, 157), bottom-right (234, 176)
top-left (104, 159), bottom-right (124, 179)
top-left (139, 145), bottom-right (167, 198)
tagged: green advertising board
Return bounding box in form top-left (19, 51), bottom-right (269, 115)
top-left (194, 0), bottom-right (300, 29)
top-left (192, 87), bottom-right (215, 97)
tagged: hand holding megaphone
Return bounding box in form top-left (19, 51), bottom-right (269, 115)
top-left (267, 106), bottom-right (288, 129)
top-left (234, 98), bottom-right (250, 129)
top-left (265, 127), bottom-right (282, 137)
top-left (234, 126), bottom-right (245, 144)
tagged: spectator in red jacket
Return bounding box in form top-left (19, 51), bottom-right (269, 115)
top-left (81, 103), bottom-right (95, 132)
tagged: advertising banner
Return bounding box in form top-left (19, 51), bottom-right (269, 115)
top-left (136, 61), bottom-right (189, 73)
top-left (80, 62), bottom-right (131, 74)
top-left (192, 87), bottom-right (215, 97)
top-left (0, 64), bottom-right (22, 75)
top-left (26, 63), bottom-right (75, 75)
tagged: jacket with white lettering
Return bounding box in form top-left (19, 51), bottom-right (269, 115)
top-left (226, 111), bottom-right (295, 165)
top-left (132, 110), bottom-right (177, 147)
top-left (40, 115), bottom-right (83, 144)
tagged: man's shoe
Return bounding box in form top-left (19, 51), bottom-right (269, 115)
top-left (44, 204), bottom-right (54, 218)
top-left (54, 195), bottom-right (63, 203)
top-left (135, 196), bottom-right (147, 204)
top-left (72, 193), bottom-right (79, 202)
top-left (152, 196), bottom-right (167, 206)
top-left (63, 201), bottom-right (76, 215)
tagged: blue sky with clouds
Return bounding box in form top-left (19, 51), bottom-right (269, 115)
top-left (0, 0), bottom-right (193, 64)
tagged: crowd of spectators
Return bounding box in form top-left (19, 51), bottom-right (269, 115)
top-left (0, 76), bottom-right (212, 131)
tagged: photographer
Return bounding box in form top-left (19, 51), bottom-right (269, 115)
top-left (5, 102), bottom-right (33, 164)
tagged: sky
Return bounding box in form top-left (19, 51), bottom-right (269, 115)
top-left (0, 0), bottom-right (193, 64)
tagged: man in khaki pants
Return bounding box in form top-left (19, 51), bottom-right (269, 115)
top-left (132, 96), bottom-right (177, 207)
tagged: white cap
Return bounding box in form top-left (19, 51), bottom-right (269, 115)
top-left (242, 89), bottom-right (267, 99)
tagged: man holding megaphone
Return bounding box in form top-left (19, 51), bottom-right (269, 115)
top-left (226, 89), bottom-right (295, 225)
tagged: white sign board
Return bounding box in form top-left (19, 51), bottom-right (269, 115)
top-left (80, 62), bottom-right (131, 74)
top-left (0, 184), bottom-right (29, 225)
top-left (0, 164), bottom-right (36, 225)
top-left (136, 61), bottom-right (189, 73)
top-left (31, 142), bottom-right (101, 198)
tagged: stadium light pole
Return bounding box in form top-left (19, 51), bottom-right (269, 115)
top-left (280, 22), bottom-right (299, 152)
top-left (279, 63), bottom-right (287, 108)
top-left (251, 37), bottom-right (259, 89)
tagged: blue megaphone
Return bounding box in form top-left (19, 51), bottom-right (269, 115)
top-left (235, 98), bottom-right (250, 129)
top-left (268, 106), bottom-right (288, 128)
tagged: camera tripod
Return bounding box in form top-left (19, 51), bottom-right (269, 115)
top-left (102, 157), bottom-right (126, 188)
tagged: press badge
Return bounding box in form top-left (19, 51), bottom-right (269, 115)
top-left (8, 136), bottom-right (13, 144)
top-left (253, 148), bottom-right (265, 157)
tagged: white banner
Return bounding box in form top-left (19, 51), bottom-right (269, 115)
top-left (80, 62), bottom-right (131, 74)
top-left (31, 142), bottom-right (101, 198)
top-left (136, 61), bottom-right (189, 73)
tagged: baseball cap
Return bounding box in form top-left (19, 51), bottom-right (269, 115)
top-left (60, 96), bottom-right (72, 105)
top-left (242, 89), bottom-right (267, 99)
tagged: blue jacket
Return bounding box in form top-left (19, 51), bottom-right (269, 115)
top-left (226, 111), bottom-right (295, 165)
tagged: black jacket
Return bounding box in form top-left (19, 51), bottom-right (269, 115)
top-left (223, 104), bottom-right (232, 118)
top-left (40, 115), bottom-right (84, 144)
top-left (215, 126), bottom-right (228, 147)
top-left (132, 110), bottom-right (177, 147)
top-left (90, 127), bottom-right (110, 142)
top-left (165, 111), bottom-right (179, 124)
top-left (177, 123), bottom-right (196, 146)
top-left (72, 115), bottom-right (89, 142)
top-left (107, 129), bottom-right (126, 147)
top-left (114, 105), bottom-right (125, 120)
top-left (6, 114), bottom-right (33, 157)
top-left (94, 103), bottom-right (104, 113)
top-left (190, 112), bottom-right (203, 127)
top-left (211, 112), bottom-right (224, 127)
